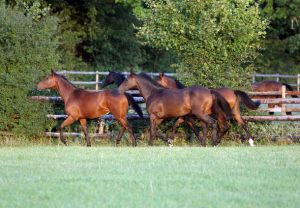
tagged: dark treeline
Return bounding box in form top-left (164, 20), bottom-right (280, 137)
top-left (6, 0), bottom-right (177, 72)
top-left (5, 0), bottom-right (300, 73)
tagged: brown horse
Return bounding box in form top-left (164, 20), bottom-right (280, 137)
top-left (102, 71), bottom-right (232, 146)
top-left (118, 72), bottom-right (232, 146)
top-left (157, 72), bottom-right (260, 146)
top-left (37, 70), bottom-right (143, 146)
top-left (252, 80), bottom-right (297, 115)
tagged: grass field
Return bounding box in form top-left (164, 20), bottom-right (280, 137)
top-left (0, 146), bottom-right (299, 208)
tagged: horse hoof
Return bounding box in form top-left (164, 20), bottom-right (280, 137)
top-left (249, 138), bottom-right (255, 147)
top-left (87, 144), bottom-right (91, 147)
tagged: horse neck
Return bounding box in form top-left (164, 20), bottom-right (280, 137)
top-left (136, 77), bottom-right (161, 101)
top-left (56, 77), bottom-right (76, 102)
top-left (165, 77), bottom-right (179, 89)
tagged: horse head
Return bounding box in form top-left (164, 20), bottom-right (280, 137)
top-left (118, 72), bottom-right (138, 93)
top-left (37, 70), bottom-right (59, 91)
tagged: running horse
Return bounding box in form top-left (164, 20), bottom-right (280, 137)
top-left (157, 72), bottom-right (260, 146)
top-left (37, 70), bottom-right (143, 146)
top-left (252, 80), bottom-right (297, 115)
top-left (118, 72), bottom-right (232, 146)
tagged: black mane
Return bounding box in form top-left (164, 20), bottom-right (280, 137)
top-left (174, 78), bottom-right (185, 89)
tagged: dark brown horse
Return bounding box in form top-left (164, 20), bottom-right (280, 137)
top-left (118, 72), bottom-right (232, 146)
top-left (157, 72), bottom-right (260, 146)
top-left (37, 70), bottom-right (143, 146)
top-left (252, 80), bottom-right (297, 115)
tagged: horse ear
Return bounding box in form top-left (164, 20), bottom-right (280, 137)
top-left (130, 70), bottom-right (136, 76)
top-left (51, 69), bottom-right (57, 75)
top-left (159, 72), bottom-right (164, 79)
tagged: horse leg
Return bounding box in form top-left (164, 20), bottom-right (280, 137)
top-left (149, 118), bottom-right (156, 146)
top-left (116, 127), bottom-right (126, 146)
top-left (268, 104), bottom-right (274, 115)
top-left (234, 113), bottom-right (254, 147)
top-left (149, 117), bottom-right (164, 146)
top-left (170, 117), bottom-right (185, 145)
top-left (117, 118), bottom-right (137, 147)
top-left (79, 119), bottom-right (91, 147)
top-left (185, 116), bottom-right (201, 143)
top-left (194, 113), bottom-right (217, 147)
top-left (199, 121), bottom-right (208, 146)
top-left (59, 116), bottom-right (76, 146)
top-left (215, 113), bottom-right (229, 146)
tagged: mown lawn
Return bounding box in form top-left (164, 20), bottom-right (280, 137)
top-left (0, 146), bottom-right (299, 208)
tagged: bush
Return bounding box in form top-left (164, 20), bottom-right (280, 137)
top-left (0, 3), bottom-right (60, 136)
top-left (139, 0), bottom-right (268, 89)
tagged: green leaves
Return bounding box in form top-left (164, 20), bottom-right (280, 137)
top-left (257, 0), bottom-right (300, 74)
top-left (0, 3), bottom-right (59, 136)
top-left (140, 0), bottom-right (267, 88)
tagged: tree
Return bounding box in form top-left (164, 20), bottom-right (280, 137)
top-left (0, 2), bottom-right (60, 136)
top-left (139, 0), bottom-right (268, 88)
top-left (256, 0), bottom-right (300, 74)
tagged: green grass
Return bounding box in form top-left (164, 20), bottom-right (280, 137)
top-left (0, 146), bottom-right (299, 208)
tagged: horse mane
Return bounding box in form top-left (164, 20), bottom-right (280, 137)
top-left (173, 77), bottom-right (185, 89)
top-left (111, 72), bottom-right (126, 86)
top-left (56, 73), bottom-right (77, 88)
top-left (138, 73), bottom-right (164, 88)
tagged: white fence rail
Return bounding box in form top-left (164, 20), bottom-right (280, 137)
top-left (253, 73), bottom-right (300, 90)
top-left (56, 71), bottom-right (300, 90)
top-left (57, 70), bottom-right (174, 90)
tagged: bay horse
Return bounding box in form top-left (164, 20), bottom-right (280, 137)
top-left (157, 72), bottom-right (260, 146)
top-left (118, 72), bottom-right (232, 146)
top-left (37, 70), bottom-right (143, 147)
top-left (252, 80), bottom-right (297, 115)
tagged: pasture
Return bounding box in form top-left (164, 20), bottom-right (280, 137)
top-left (0, 146), bottom-right (299, 208)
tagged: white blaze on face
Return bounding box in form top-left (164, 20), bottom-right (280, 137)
top-left (249, 138), bottom-right (255, 147)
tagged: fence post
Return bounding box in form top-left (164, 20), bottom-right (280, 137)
top-left (276, 73), bottom-right (280, 82)
top-left (95, 71), bottom-right (99, 90)
top-left (297, 74), bottom-right (300, 91)
top-left (281, 85), bottom-right (286, 115)
top-left (252, 74), bottom-right (256, 83)
top-left (96, 119), bottom-right (105, 134)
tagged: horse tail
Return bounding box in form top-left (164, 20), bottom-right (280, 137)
top-left (234, 90), bottom-right (260, 110)
top-left (282, 83), bottom-right (298, 98)
top-left (124, 93), bottom-right (143, 118)
top-left (211, 90), bottom-right (233, 119)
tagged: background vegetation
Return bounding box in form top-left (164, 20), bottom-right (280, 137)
top-left (0, 0), bottom-right (299, 141)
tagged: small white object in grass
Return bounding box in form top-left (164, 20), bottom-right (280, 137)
top-left (168, 139), bottom-right (173, 147)
top-left (249, 138), bottom-right (255, 147)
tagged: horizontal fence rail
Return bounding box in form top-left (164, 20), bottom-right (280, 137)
top-left (243, 115), bottom-right (300, 121)
top-left (31, 71), bottom-right (300, 137)
top-left (253, 73), bottom-right (300, 90)
top-left (57, 70), bottom-right (174, 90)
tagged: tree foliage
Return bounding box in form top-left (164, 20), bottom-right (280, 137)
top-left (0, 2), bottom-right (59, 135)
top-left (139, 0), bottom-right (267, 88)
top-left (256, 0), bottom-right (300, 74)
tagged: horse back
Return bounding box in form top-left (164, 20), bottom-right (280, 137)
top-left (215, 87), bottom-right (237, 108)
top-left (252, 80), bottom-right (282, 92)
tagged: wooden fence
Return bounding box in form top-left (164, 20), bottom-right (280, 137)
top-left (32, 71), bottom-right (300, 138)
